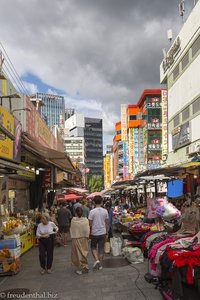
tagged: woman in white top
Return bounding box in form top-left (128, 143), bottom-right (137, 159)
top-left (36, 213), bottom-right (58, 274)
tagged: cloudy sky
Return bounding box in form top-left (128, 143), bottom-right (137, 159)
top-left (0, 0), bottom-right (194, 150)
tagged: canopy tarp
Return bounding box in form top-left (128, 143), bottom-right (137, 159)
top-left (56, 193), bottom-right (83, 201)
top-left (87, 192), bottom-right (101, 199)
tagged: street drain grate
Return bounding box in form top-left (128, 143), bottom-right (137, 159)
top-left (102, 257), bottom-right (130, 268)
top-left (0, 289), bottom-right (30, 300)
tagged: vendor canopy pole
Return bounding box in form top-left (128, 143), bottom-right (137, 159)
top-left (155, 180), bottom-right (158, 197)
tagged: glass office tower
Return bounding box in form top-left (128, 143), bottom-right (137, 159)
top-left (32, 93), bottom-right (65, 130)
top-left (84, 117), bottom-right (103, 177)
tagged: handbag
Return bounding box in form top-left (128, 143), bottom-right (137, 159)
top-left (54, 232), bottom-right (63, 246)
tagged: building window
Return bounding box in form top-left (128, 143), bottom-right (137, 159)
top-left (173, 114), bottom-right (180, 127)
top-left (192, 35), bottom-right (200, 57)
top-left (116, 130), bottom-right (121, 135)
top-left (129, 115), bottom-right (136, 120)
top-left (181, 51), bottom-right (189, 70)
top-left (173, 64), bottom-right (179, 80)
top-left (192, 97), bottom-right (200, 114)
top-left (182, 106), bottom-right (190, 122)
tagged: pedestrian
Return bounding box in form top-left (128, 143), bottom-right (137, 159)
top-left (73, 199), bottom-right (82, 216)
top-left (105, 202), bottom-right (113, 239)
top-left (70, 207), bottom-right (90, 275)
top-left (82, 199), bottom-right (90, 218)
top-left (57, 202), bottom-right (72, 246)
top-left (36, 213), bottom-right (58, 275)
top-left (88, 195), bottom-right (109, 270)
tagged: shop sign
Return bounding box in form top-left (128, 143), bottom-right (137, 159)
top-left (147, 122), bottom-right (162, 129)
top-left (17, 170), bottom-right (36, 180)
top-left (173, 121), bottom-right (190, 150)
top-left (13, 118), bottom-right (22, 163)
top-left (0, 106), bottom-right (14, 160)
top-left (56, 170), bottom-right (64, 183)
top-left (42, 168), bottom-right (51, 188)
top-left (161, 90), bottom-right (168, 161)
top-left (123, 142), bottom-right (129, 179)
top-left (129, 128), bottom-right (134, 174)
top-left (121, 104), bottom-right (128, 141)
top-left (162, 37), bottom-right (181, 73)
top-left (8, 179), bottom-right (29, 190)
top-left (146, 98), bottom-right (161, 108)
top-left (148, 144), bottom-right (161, 150)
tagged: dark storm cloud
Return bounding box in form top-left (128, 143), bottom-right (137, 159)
top-left (0, 0), bottom-right (194, 141)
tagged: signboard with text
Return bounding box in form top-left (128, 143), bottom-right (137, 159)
top-left (121, 104), bottom-right (128, 141)
top-left (0, 106), bottom-right (14, 160)
top-left (161, 90), bottom-right (168, 160)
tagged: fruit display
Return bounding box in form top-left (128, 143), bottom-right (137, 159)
top-left (2, 216), bottom-right (34, 235)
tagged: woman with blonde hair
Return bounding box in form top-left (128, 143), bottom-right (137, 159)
top-left (36, 213), bottom-right (58, 274)
top-left (70, 206), bottom-right (90, 275)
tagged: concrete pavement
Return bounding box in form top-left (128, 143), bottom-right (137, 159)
top-left (0, 241), bottom-right (162, 300)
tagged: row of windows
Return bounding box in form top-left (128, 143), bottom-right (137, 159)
top-left (173, 96), bottom-right (200, 127)
top-left (172, 34), bottom-right (200, 82)
top-left (64, 140), bottom-right (83, 144)
top-left (65, 147), bottom-right (83, 151)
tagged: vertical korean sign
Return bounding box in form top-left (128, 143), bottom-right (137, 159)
top-left (0, 106), bottom-right (14, 160)
top-left (161, 90), bottom-right (168, 161)
top-left (129, 128), bottom-right (134, 176)
top-left (121, 104), bottom-right (128, 142)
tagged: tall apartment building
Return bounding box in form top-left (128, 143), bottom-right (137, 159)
top-left (160, 1), bottom-right (200, 164)
top-left (112, 89), bottom-right (167, 182)
top-left (31, 93), bottom-right (65, 130)
top-left (84, 117), bottom-right (103, 177)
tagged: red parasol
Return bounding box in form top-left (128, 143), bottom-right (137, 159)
top-left (56, 194), bottom-right (83, 201)
top-left (87, 192), bottom-right (101, 199)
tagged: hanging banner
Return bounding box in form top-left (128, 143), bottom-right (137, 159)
top-left (161, 90), bottom-right (168, 160)
top-left (121, 104), bottom-right (128, 141)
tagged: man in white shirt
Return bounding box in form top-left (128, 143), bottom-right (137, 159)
top-left (88, 195), bottom-right (109, 270)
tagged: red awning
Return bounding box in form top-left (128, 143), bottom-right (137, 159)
top-left (56, 193), bottom-right (83, 201)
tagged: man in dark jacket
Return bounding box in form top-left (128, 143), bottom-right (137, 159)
top-left (57, 203), bottom-right (72, 246)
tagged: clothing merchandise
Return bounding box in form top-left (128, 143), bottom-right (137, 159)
top-left (88, 207), bottom-right (109, 236)
top-left (70, 217), bottom-right (90, 239)
top-left (36, 221), bottom-right (58, 237)
top-left (57, 207), bottom-right (72, 226)
top-left (167, 179), bottom-right (184, 198)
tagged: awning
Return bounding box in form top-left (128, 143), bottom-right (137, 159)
top-left (56, 193), bottom-right (83, 201)
top-left (22, 133), bottom-right (76, 174)
top-left (63, 187), bottom-right (89, 194)
top-left (0, 158), bottom-right (35, 175)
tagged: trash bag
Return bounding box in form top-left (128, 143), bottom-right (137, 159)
top-left (122, 246), bottom-right (144, 264)
top-left (110, 237), bottom-right (122, 256)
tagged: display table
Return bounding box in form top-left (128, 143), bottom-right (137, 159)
top-left (20, 230), bottom-right (34, 255)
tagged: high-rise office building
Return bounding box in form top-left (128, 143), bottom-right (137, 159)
top-left (31, 93), bottom-right (65, 130)
top-left (84, 117), bottom-right (103, 177)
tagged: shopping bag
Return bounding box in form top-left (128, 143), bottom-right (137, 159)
top-left (104, 241), bottom-right (111, 253)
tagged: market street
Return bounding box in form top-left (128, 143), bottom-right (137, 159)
top-left (0, 241), bottom-right (161, 300)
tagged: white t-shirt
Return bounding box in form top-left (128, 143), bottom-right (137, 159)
top-left (88, 207), bottom-right (109, 236)
top-left (36, 221), bottom-right (58, 237)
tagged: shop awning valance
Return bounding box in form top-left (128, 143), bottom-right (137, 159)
top-left (22, 133), bottom-right (76, 174)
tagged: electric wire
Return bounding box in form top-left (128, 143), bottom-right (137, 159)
top-left (0, 42), bottom-right (30, 96)
top-left (129, 263), bottom-right (148, 300)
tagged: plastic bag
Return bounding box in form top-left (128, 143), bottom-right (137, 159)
top-left (110, 237), bottom-right (122, 256)
top-left (122, 246), bottom-right (144, 264)
top-left (156, 202), bottom-right (181, 220)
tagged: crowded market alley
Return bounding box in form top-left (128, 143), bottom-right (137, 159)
top-left (0, 241), bottom-right (161, 300)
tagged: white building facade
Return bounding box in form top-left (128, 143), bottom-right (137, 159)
top-left (160, 1), bottom-right (200, 164)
